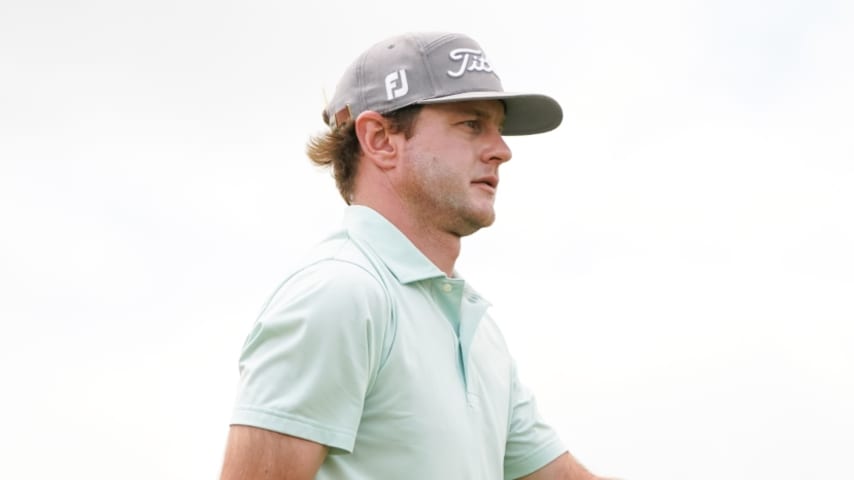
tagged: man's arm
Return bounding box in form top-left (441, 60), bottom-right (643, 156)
top-left (219, 425), bottom-right (328, 480)
top-left (517, 452), bottom-right (600, 480)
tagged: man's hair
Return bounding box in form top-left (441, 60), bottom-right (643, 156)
top-left (306, 105), bottom-right (423, 204)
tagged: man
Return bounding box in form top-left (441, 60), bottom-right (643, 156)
top-left (221, 32), bottom-right (605, 479)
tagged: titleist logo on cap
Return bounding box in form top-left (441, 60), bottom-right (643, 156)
top-left (447, 48), bottom-right (493, 78)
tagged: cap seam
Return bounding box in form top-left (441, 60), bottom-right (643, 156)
top-left (424, 33), bottom-right (458, 99)
top-left (414, 34), bottom-right (438, 105)
top-left (355, 53), bottom-right (367, 119)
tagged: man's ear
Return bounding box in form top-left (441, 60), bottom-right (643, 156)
top-left (355, 111), bottom-right (400, 169)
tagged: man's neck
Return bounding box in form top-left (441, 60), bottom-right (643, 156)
top-left (355, 201), bottom-right (461, 277)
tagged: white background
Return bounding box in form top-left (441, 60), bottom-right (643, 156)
top-left (2, 1), bottom-right (852, 478)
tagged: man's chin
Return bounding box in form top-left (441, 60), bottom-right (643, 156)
top-left (454, 210), bottom-right (496, 237)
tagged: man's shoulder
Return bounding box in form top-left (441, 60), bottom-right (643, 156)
top-left (254, 234), bottom-right (392, 329)
top-left (263, 229), bottom-right (390, 311)
top-left (295, 229), bottom-right (385, 283)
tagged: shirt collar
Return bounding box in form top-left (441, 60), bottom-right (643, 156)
top-left (344, 205), bottom-right (446, 284)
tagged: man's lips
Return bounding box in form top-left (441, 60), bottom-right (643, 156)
top-left (472, 175), bottom-right (499, 190)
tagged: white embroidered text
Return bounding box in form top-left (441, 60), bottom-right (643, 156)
top-left (385, 69), bottom-right (409, 100)
top-left (447, 49), bottom-right (493, 78)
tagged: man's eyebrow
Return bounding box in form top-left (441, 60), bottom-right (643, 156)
top-left (460, 107), bottom-right (506, 125)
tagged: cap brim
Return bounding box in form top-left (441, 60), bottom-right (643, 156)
top-left (417, 91), bottom-right (563, 136)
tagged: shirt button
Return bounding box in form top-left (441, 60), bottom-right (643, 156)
top-left (441, 283), bottom-right (453, 293)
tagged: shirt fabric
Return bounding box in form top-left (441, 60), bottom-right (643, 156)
top-left (231, 205), bottom-right (566, 479)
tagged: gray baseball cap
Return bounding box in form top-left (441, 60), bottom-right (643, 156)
top-left (323, 32), bottom-right (563, 136)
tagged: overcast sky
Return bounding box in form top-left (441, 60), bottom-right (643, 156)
top-left (1, 1), bottom-right (852, 479)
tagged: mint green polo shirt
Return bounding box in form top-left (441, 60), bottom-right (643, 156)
top-left (231, 206), bottom-right (566, 479)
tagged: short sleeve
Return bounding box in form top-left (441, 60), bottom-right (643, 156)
top-left (503, 360), bottom-right (567, 479)
top-left (230, 260), bottom-right (390, 453)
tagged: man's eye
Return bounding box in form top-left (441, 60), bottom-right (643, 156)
top-left (462, 120), bottom-right (481, 131)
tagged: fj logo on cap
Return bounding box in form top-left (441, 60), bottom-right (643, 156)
top-left (447, 48), bottom-right (493, 78)
top-left (385, 69), bottom-right (409, 100)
